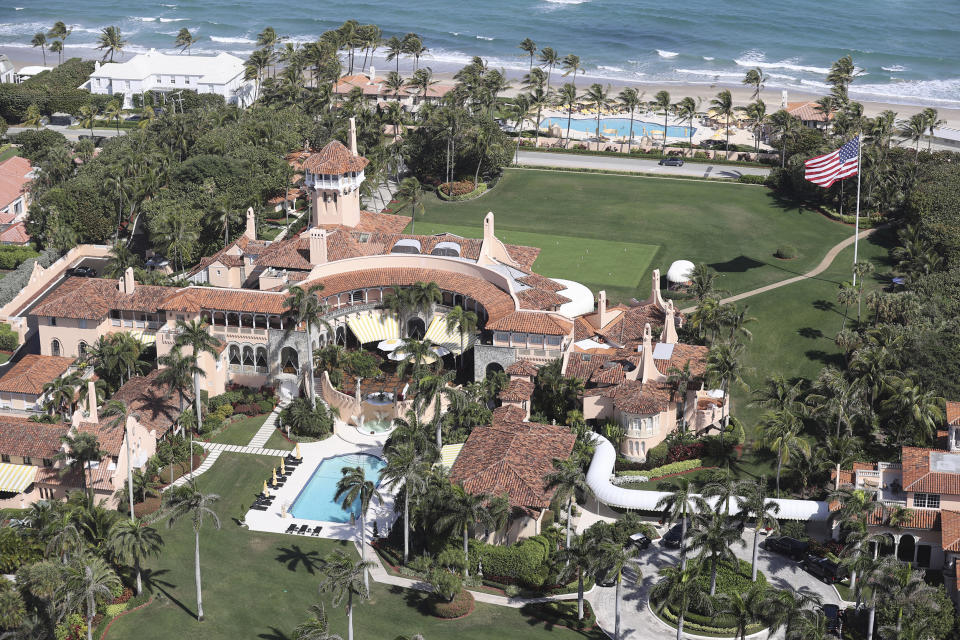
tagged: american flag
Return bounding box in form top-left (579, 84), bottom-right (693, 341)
top-left (804, 136), bottom-right (860, 187)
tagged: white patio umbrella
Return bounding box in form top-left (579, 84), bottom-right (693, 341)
top-left (430, 346), bottom-right (451, 357)
top-left (378, 338), bottom-right (404, 352)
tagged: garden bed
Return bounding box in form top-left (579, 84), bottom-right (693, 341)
top-left (431, 589), bottom-right (475, 619)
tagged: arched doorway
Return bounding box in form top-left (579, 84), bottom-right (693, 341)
top-left (407, 317), bottom-right (426, 340)
top-left (51, 339), bottom-right (61, 357)
top-left (280, 347), bottom-right (299, 374)
top-left (485, 362), bottom-right (504, 377)
top-left (335, 326), bottom-right (347, 345)
top-left (897, 534), bottom-right (916, 562)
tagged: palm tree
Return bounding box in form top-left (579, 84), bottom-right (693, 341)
top-left (384, 36), bottom-right (404, 74)
top-left (758, 408), bottom-right (809, 497)
top-left (598, 541), bottom-right (639, 640)
top-left (769, 109), bottom-right (800, 167)
top-left (42, 373), bottom-right (80, 418)
top-left (66, 555), bottom-right (120, 640)
top-left (743, 100), bottom-right (767, 154)
top-left (711, 89), bottom-right (736, 159)
top-left (174, 28), bottom-right (196, 55)
top-left (48, 21), bottom-right (71, 64)
top-left (444, 305), bottom-right (477, 371)
top-left (921, 107), bottom-right (945, 152)
top-left (380, 441), bottom-right (428, 564)
top-left (101, 399), bottom-right (139, 519)
top-left (546, 457), bottom-right (591, 550)
top-left (526, 86), bottom-right (552, 148)
top-left (284, 283), bottom-right (332, 408)
top-left (561, 53), bottom-right (581, 89)
top-left (56, 433), bottom-right (106, 501)
top-left (742, 67), bottom-right (765, 101)
top-left (436, 483), bottom-right (493, 577)
top-left (764, 588), bottom-right (822, 638)
top-left (618, 87), bottom-right (643, 153)
top-left (393, 177), bottom-right (424, 234)
top-left (96, 26), bottom-right (127, 63)
top-left (824, 434), bottom-right (860, 490)
top-left (402, 34), bottom-right (427, 72)
top-left (49, 39), bottom-right (63, 66)
top-left (674, 96), bottom-right (699, 156)
top-left (736, 478), bottom-right (780, 580)
top-left (334, 466), bottom-right (382, 591)
top-left (584, 83), bottom-right (610, 141)
top-left (538, 47), bottom-right (560, 89)
top-left (174, 319), bottom-right (222, 436)
top-left (31, 32), bottom-right (47, 65)
top-left (713, 582), bottom-right (767, 640)
top-left (555, 533), bottom-right (603, 620)
top-left (705, 340), bottom-right (746, 431)
top-left (899, 113), bottom-right (926, 159)
top-left (317, 550), bottom-right (373, 640)
top-left (650, 563), bottom-right (712, 640)
top-left (103, 99), bottom-right (123, 134)
top-left (687, 511), bottom-right (744, 594)
top-left (519, 38), bottom-right (537, 71)
top-left (885, 505), bottom-right (913, 560)
top-left (108, 518), bottom-right (162, 595)
top-left (652, 90), bottom-right (672, 155)
top-left (294, 603), bottom-right (343, 640)
top-left (554, 83), bottom-right (578, 145)
top-left (827, 55), bottom-right (857, 103)
top-left (157, 482), bottom-right (221, 621)
top-left (655, 478), bottom-right (706, 570)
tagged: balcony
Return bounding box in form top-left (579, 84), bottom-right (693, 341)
top-left (228, 364), bottom-right (268, 375)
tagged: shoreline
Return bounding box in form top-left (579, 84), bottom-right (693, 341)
top-left (4, 44), bottom-right (958, 129)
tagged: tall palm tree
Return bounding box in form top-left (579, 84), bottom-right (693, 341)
top-left (652, 90), bottom-right (673, 155)
top-left (49, 39), bottom-right (63, 66)
top-left (561, 53), bottom-right (581, 89)
top-left (764, 588), bottom-right (822, 638)
top-left (393, 177), bottom-right (424, 234)
top-left (48, 21), bottom-right (71, 65)
top-left (584, 83), bottom-right (610, 141)
top-left (380, 441), bottom-right (428, 564)
top-left (705, 340), bottom-right (746, 431)
top-left (444, 305), bottom-right (477, 371)
top-left (758, 409), bottom-right (809, 497)
top-left (526, 86), bottom-right (552, 148)
top-left (157, 482), bottom-right (220, 621)
top-left (56, 433), bottom-right (105, 501)
top-left (66, 555), bottom-right (120, 640)
top-left (687, 511), bottom-right (744, 594)
top-left (650, 563), bottom-right (712, 640)
top-left (174, 28), bottom-right (197, 55)
top-left (317, 550), bottom-right (373, 640)
top-left (743, 100), bottom-right (767, 154)
top-left (899, 113), bottom-right (926, 160)
top-left (31, 32), bottom-right (47, 65)
top-left (713, 582), bottom-right (768, 640)
top-left (401, 34), bottom-right (427, 72)
top-left (827, 55), bottom-right (857, 103)
top-left (334, 466), bottom-right (382, 591)
top-left (598, 541), bottom-right (639, 640)
top-left (284, 284), bottom-right (332, 408)
top-left (824, 434), bottom-right (860, 490)
top-left (101, 398), bottom-right (138, 519)
top-left (617, 87), bottom-right (643, 153)
top-left (537, 47), bottom-right (560, 89)
top-left (556, 534), bottom-right (602, 621)
top-left (42, 373), bottom-right (81, 418)
top-left (294, 603), bottom-right (343, 640)
top-left (555, 83), bottom-right (579, 145)
top-left (735, 478), bottom-right (780, 580)
top-left (921, 107), bottom-right (945, 152)
top-left (436, 483), bottom-right (493, 577)
top-left (546, 457), bottom-right (591, 550)
top-left (654, 477), bottom-right (706, 570)
top-left (96, 26), bottom-right (127, 63)
top-left (769, 109), bottom-right (800, 167)
top-left (674, 96), bottom-right (699, 156)
top-left (108, 518), bottom-right (162, 595)
top-left (711, 89), bottom-right (736, 159)
top-left (174, 319), bottom-right (222, 436)
top-left (519, 38), bottom-right (537, 72)
top-left (742, 67), bottom-right (765, 101)
top-left (384, 36), bottom-right (404, 73)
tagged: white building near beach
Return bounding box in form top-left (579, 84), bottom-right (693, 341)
top-left (81, 49), bottom-right (255, 109)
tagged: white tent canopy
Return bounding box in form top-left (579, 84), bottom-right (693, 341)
top-left (667, 260), bottom-right (695, 284)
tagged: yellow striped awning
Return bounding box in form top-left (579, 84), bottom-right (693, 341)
top-left (347, 312), bottom-right (400, 345)
top-left (0, 463), bottom-right (38, 493)
top-left (128, 330), bottom-right (157, 346)
top-left (424, 316), bottom-right (476, 354)
top-left (437, 443), bottom-right (464, 469)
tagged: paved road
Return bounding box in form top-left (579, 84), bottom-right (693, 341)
top-left (515, 150), bottom-right (770, 179)
top-left (588, 528), bottom-right (841, 640)
top-left (8, 124), bottom-right (126, 142)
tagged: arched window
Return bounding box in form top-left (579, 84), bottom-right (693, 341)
top-left (51, 340), bottom-right (61, 357)
top-left (226, 312), bottom-right (240, 327)
top-left (78, 341), bottom-right (88, 356)
top-left (407, 317), bottom-right (426, 340)
top-left (242, 346), bottom-right (254, 366)
top-left (335, 326), bottom-right (346, 345)
top-left (229, 344), bottom-right (241, 365)
top-left (256, 347), bottom-right (267, 369)
top-left (350, 290), bottom-right (365, 304)
top-left (280, 347), bottom-right (299, 374)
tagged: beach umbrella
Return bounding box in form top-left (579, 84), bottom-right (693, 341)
top-left (280, 458), bottom-right (286, 475)
top-left (264, 487), bottom-right (270, 498)
top-left (295, 443), bottom-right (302, 460)
top-left (271, 468), bottom-right (277, 484)
top-left (262, 480), bottom-right (268, 494)
top-left (377, 338), bottom-right (403, 352)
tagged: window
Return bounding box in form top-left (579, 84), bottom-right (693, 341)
top-left (78, 319), bottom-right (87, 329)
top-left (914, 493), bottom-right (940, 509)
top-left (78, 342), bottom-right (88, 356)
top-left (51, 340), bottom-right (61, 357)
top-left (42, 458), bottom-right (52, 467)
top-left (49, 317), bottom-right (56, 326)
top-left (350, 290), bottom-right (364, 304)
top-left (185, 77), bottom-right (191, 85)
top-left (22, 457), bottom-right (31, 466)
top-left (125, 80), bottom-right (131, 90)
top-left (0, 454), bottom-right (8, 463)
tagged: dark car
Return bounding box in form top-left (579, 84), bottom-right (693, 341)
top-left (763, 536), bottom-right (810, 560)
top-left (803, 555), bottom-right (848, 584)
top-left (661, 520), bottom-right (689, 548)
top-left (628, 532), bottom-right (651, 550)
top-left (594, 565), bottom-right (617, 587)
top-left (658, 157), bottom-right (684, 166)
top-left (67, 266), bottom-right (96, 278)
top-left (821, 604), bottom-right (843, 635)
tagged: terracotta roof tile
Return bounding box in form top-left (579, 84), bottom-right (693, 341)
top-left (943, 511), bottom-right (960, 551)
top-left (505, 360), bottom-right (539, 377)
top-left (0, 416), bottom-right (68, 459)
top-left (31, 277), bottom-right (173, 320)
top-left (786, 101), bottom-right (830, 122)
top-left (301, 140), bottom-right (369, 174)
top-left (449, 421), bottom-right (575, 510)
top-left (865, 505), bottom-right (939, 531)
top-left (0, 156), bottom-right (32, 208)
top-left (947, 401), bottom-right (960, 426)
top-left (160, 287), bottom-right (289, 315)
top-left (517, 273), bottom-right (565, 292)
top-left (486, 311), bottom-right (572, 336)
top-left (95, 369), bottom-right (189, 442)
top-left (604, 380), bottom-right (673, 415)
top-left (517, 287), bottom-right (570, 311)
top-left (902, 446), bottom-right (960, 494)
top-left (0, 221), bottom-right (29, 244)
top-left (0, 354), bottom-right (75, 395)
top-left (498, 378), bottom-right (534, 402)
top-left (492, 405), bottom-right (527, 425)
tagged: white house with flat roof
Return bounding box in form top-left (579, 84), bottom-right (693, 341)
top-left (81, 50), bottom-right (255, 108)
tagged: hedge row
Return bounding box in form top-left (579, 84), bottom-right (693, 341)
top-left (469, 535), bottom-right (551, 588)
top-left (617, 459), bottom-right (703, 479)
top-left (431, 589), bottom-right (474, 618)
top-left (0, 246), bottom-right (39, 270)
top-left (438, 182), bottom-right (487, 201)
top-left (738, 174), bottom-right (768, 185)
top-left (658, 604), bottom-right (764, 636)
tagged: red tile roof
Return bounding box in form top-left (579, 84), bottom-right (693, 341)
top-left (0, 416), bottom-right (68, 459)
top-left (486, 311), bottom-right (572, 335)
top-left (31, 277), bottom-right (172, 320)
top-left (498, 378), bottom-right (534, 402)
top-left (492, 405), bottom-right (527, 424)
top-left (601, 379), bottom-right (673, 415)
top-left (94, 369), bottom-right (189, 444)
top-left (517, 287), bottom-right (570, 311)
top-left (449, 420), bottom-right (576, 510)
top-left (0, 221), bottom-right (29, 244)
top-left (786, 101), bottom-right (830, 122)
top-left (160, 287), bottom-right (289, 315)
top-left (0, 354), bottom-right (75, 395)
top-left (943, 510), bottom-right (960, 551)
top-left (901, 446), bottom-right (960, 494)
top-left (505, 360), bottom-right (539, 377)
top-left (947, 401), bottom-right (960, 426)
top-left (0, 156), bottom-right (32, 209)
top-left (301, 140), bottom-right (369, 175)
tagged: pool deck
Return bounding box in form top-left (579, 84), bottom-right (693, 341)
top-left (241, 421), bottom-right (398, 544)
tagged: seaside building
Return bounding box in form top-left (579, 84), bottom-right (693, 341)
top-left (13, 65), bottom-right (53, 84)
top-left (0, 55), bottom-right (14, 84)
top-left (333, 66), bottom-right (454, 110)
top-left (81, 50), bottom-right (255, 109)
top-left (786, 101), bottom-right (831, 130)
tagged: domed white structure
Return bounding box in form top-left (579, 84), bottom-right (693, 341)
top-left (552, 278), bottom-right (595, 319)
top-left (666, 260), bottom-right (695, 288)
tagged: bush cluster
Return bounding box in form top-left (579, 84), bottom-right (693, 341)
top-left (738, 174), bottom-right (768, 185)
top-left (0, 246), bottom-right (39, 270)
top-left (618, 458), bottom-right (702, 479)
top-left (0, 323), bottom-right (18, 352)
top-left (279, 397), bottom-right (335, 438)
top-left (469, 535), bottom-right (551, 588)
top-left (437, 182), bottom-right (487, 201)
top-left (233, 402), bottom-right (270, 417)
top-left (0, 59), bottom-right (106, 123)
top-left (438, 180), bottom-right (475, 197)
top-left (775, 245), bottom-right (798, 259)
top-left (0, 248), bottom-right (60, 308)
top-left (430, 588), bottom-right (474, 618)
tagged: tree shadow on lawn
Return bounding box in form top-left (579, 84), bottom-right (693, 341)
top-left (393, 585), bottom-right (434, 617)
top-left (805, 349), bottom-right (844, 368)
top-left (813, 299), bottom-right (837, 313)
top-left (708, 255), bottom-right (767, 274)
top-left (275, 545), bottom-right (322, 574)
top-left (257, 628), bottom-right (292, 640)
top-left (797, 327), bottom-right (825, 339)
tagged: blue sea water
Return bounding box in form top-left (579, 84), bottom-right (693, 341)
top-left (540, 116), bottom-right (693, 138)
top-left (289, 453), bottom-right (385, 523)
top-left (1, 0), bottom-right (958, 107)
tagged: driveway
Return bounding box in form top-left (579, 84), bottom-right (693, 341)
top-left (8, 124), bottom-right (126, 142)
top-left (587, 528), bottom-right (840, 640)
top-left (515, 150), bottom-right (770, 179)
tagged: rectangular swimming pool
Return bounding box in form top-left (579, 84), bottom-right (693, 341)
top-left (289, 453), bottom-right (386, 522)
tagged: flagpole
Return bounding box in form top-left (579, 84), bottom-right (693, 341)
top-left (852, 132), bottom-right (862, 287)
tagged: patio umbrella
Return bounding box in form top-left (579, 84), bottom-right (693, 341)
top-left (262, 480), bottom-right (268, 494)
top-left (271, 468), bottom-right (277, 484)
top-left (430, 345), bottom-right (451, 357)
top-left (295, 443), bottom-right (302, 460)
top-left (377, 338), bottom-right (403, 352)
top-left (280, 458), bottom-right (286, 475)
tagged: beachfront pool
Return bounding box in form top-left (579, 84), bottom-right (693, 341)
top-left (289, 453), bottom-right (386, 522)
top-left (539, 116), bottom-right (694, 139)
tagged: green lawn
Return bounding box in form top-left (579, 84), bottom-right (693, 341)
top-left (109, 453), bottom-right (604, 640)
top-left (0, 146), bottom-right (18, 162)
top-left (206, 414), bottom-right (269, 446)
top-left (409, 169), bottom-right (851, 304)
top-left (263, 428), bottom-right (296, 451)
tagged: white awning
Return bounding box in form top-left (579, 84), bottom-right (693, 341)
top-left (438, 443), bottom-right (464, 469)
top-left (424, 315), bottom-right (475, 354)
top-left (0, 463), bottom-right (38, 493)
top-left (347, 313), bottom-right (400, 345)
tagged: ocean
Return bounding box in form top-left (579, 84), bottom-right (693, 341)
top-left (1, 0), bottom-right (958, 108)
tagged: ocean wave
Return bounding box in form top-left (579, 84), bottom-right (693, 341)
top-left (542, 0), bottom-right (590, 4)
top-left (677, 68), bottom-right (743, 78)
top-left (476, 35), bottom-right (494, 41)
top-left (14, 7), bottom-right (23, 10)
top-left (449, 31), bottom-right (459, 36)
top-left (132, 16), bottom-right (157, 22)
top-left (733, 56), bottom-right (829, 75)
top-left (210, 35), bottom-right (256, 44)
top-left (851, 78), bottom-right (960, 107)
top-left (597, 65), bottom-right (624, 72)
top-left (657, 49), bottom-right (678, 58)
top-left (702, 56), bottom-right (714, 61)
top-left (881, 64), bottom-right (907, 72)
top-left (159, 18), bottom-right (187, 22)
top-left (161, 3), bottom-right (177, 6)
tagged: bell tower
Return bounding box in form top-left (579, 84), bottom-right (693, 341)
top-left (305, 117), bottom-right (367, 229)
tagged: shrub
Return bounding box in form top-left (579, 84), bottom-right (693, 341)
top-left (472, 535), bottom-right (551, 588)
top-left (233, 403), bottom-right (263, 416)
top-left (775, 245), bottom-right (798, 259)
top-left (779, 520), bottom-right (808, 540)
top-left (429, 568), bottom-right (463, 602)
top-left (103, 602), bottom-right (129, 618)
top-left (0, 329), bottom-right (17, 352)
top-left (618, 459), bottom-right (702, 479)
top-left (0, 246), bottom-right (39, 270)
top-left (738, 174), bottom-right (767, 185)
top-left (257, 399), bottom-right (275, 414)
top-left (439, 180), bottom-right (475, 197)
top-left (504, 585), bottom-right (520, 597)
top-left (281, 397), bottom-right (335, 438)
top-left (0, 248), bottom-right (60, 307)
top-left (431, 589), bottom-right (474, 618)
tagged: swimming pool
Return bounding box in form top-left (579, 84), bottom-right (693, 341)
top-left (290, 453), bottom-right (386, 522)
top-left (539, 117), bottom-right (694, 139)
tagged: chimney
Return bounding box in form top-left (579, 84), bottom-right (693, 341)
top-left (119, 267), bottom-right (135, 294)
top-left (87, 379), bottom-right (98, 423)
top-left (244, 206), bottom-right (256, 240)
top-left (349, 117), bottom-right (358, 156)
top-left (483, 212), bottom-right (495, 246)
top-left (309, 228), bottom-right (327, 265)
top-left (639, 323), bottom-right (666, 383)
top-left (369, 65), bottom-right (375, 82)
top-left (662, 300), bottom-right (679, 344)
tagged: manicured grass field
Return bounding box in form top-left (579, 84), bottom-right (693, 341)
top-left (206, 414), bottom-right (268, 446)
top-left (263, 428), bottom-right (296, 451)
top-left (109, 453), bottom-right (604, 640)
top-left (409, 169), bottom-right (852, 304)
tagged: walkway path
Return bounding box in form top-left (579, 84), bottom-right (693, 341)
top-left (247, 400), bottom-right (289, 448)
top-left (680, 226), bottom-right (880, 314)
top-left (200, 442), bottom-right (290, 457)
top-left (163, 449), bottom-right (223, 491)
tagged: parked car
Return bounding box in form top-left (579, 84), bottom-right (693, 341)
top-left (661, 520), bottom-right (689, 548)
top-left (821, 604), bottom-right (843, 635)
top-left (628, 532), bottom-right (651, 550)
top-left (66, 265), bottom-right (96, 278)
top-left (658, 157), bottom-right (684, 166)
top-left (763, 536), bottom-right (810, 560)
top-left (803, 555), bottom-right (848, 584)
top-left (594, 565), bottom-right (617, 587)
